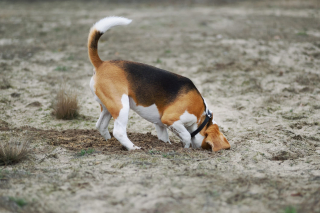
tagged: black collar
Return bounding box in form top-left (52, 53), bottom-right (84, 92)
top-left (191, 110), bottom-right (212, 137)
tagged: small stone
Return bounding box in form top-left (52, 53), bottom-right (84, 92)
top-left (26, 101), bottom-right (42, 107)
top-left (11, 92), bottom-right (20, 98)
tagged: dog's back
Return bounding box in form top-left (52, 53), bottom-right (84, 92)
top-left (109, 60), bottom-right (201, 108)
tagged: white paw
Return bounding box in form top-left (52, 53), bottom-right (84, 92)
top-left (164, 139), bottom-right (171, 144)
top-left (128, 145), bottom-right (141, 151)
top-left (101, 130), bottom-right (111, 140)
top-left (104, 134), bottom-right (111, 140)
top-left (184, 143), bottom-right (191, 148)
top-left (159, 138), bottom-right (171, 144)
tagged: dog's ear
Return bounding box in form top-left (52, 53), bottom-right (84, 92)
top-left (201, 124), bottom-right (230, 152)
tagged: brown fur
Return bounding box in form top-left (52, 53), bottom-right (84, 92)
top-left (94, 62), bottom-right (129, 119)
top-left (201, 124), bottom-right (230, 151)
top-left (160, 90), bottom-right (205, 126)
top-left (88, 29), bottom-right (103, 68)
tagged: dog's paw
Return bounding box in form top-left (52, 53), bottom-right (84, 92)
top-left (100, 130), bottom-right (111, 140)
top-left (184, 143), bottom-right (191, 148)
top-left (103, 134), bottom-right (111, 140)
top-left (128, 145), bottom-right (141, 151)
top-left (159, 138), bottom-right (171, 144)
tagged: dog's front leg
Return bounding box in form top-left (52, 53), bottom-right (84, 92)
top-left (154, 124), bottom-right (171, 144)
top-left (167, 121), bottom-right (191, 148)
top-left (96, 104), bottom-right (112, 140)
top-left (113, 95), bottom-right (140, 151)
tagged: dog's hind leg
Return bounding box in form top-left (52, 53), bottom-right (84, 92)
top-left (154, 124), bottom-right (171, 144)
top-left (110, 94), bottom-right (140, 150)
top-left (96, 104), bottom-right (112, 140)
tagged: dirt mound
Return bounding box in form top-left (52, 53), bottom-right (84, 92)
top-left (1, 126), bottom-right (190, 153)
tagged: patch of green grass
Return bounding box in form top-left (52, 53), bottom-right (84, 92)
top-left (77, 148), bottom-right (95, 156)
top-left (87, 148), bottom-right (94, 154)
top-left (148, 150), bottom-right (160, 155)
top-left (9, 197), bottom-right (27, 208)
top-left (162, 153), bottom-right (168, 158)
top-left (296, 31), bottom-right (308, 36)
top-left (205, 189), bottom-right (219, 197)
top-left (78, 150), bottom-right (86, 156)
top-left (282, 112), bottom-right (307, 120)
top-left (282, 206), bottom-right (297, 213)
top-left (54, 66), bottom-right (68, 72)
top-left (66, 55), bottom-right (74, 60)
top-left (155, 58), bottom-right (162, 63)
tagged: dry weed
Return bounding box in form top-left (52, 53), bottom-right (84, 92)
top-left (0, 139), bottom-right (30, 165)
top-left (52, 86), bottom-right (79, 119)
top-left (0, 78), bottom-right (11, 89)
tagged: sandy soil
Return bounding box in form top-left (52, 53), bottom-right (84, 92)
top-left (0, 1), bottom-right (320, 212)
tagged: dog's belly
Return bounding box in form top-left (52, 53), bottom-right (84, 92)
top-left (129, 97), bottom-right (163, 125)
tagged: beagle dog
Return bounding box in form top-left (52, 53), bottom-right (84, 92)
top-left (88, 16), bottom-right (230, 152)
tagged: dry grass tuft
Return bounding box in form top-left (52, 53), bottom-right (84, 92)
top-left (0, 139), bottom-right (30, 165)
top-left (0, 78), bottom-right (12, 89)
top-left (52, 86), bottom-right (79, 120)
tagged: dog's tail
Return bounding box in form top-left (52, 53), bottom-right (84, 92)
top-left (88, 16), bottom-right (132, 68)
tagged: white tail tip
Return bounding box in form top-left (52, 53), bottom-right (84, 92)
top-left (94, 16), bottom-right (132, 33)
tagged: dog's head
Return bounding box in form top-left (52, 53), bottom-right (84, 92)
top-left (201, 121), bottom-right (230, 152)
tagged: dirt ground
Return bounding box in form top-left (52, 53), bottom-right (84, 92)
top-left (0, 0), bottom-right (320, 212)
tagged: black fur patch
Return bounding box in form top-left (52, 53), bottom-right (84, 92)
top-left (90, 31), bottom-right (103, 49)
top-left (111, 60), bottom-right (200, 106)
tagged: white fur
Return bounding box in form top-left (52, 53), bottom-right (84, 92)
top-left (90, 77), bottom-right (95, 94)
top-left (129, 98), bottom-right (161, 124)
top-left (94, 16), bottom-right (132, 33)
top-left (90, 77), bottom-right (103, 105)
top-left (192, 133), bottom-right (204, 148)
top-left (96, 105), bottom-right (112, 140)
top-left (113, 94), bottom-right (140, 150)
top-left (169, 111), bottom-right (198, 148)
top-left (180, 110), bottom-right (198, 128)
top-left (168, 110), bottom-right (210, 148)
top-left (154, 124), bottom-right (170, 143)
top-left (169, 121), bottom-right (191, 148)
top-left (129, 98), bottom-right (170, 143)
top-left (90, 77), bottom-right (112, 140)
top-left (211, 113), bottom-right (217, 125)
top-left (203, 98), bottom-right (209, 113)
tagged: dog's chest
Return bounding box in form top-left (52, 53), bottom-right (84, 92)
top-left (129, 97), bottom-right (162, 125)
